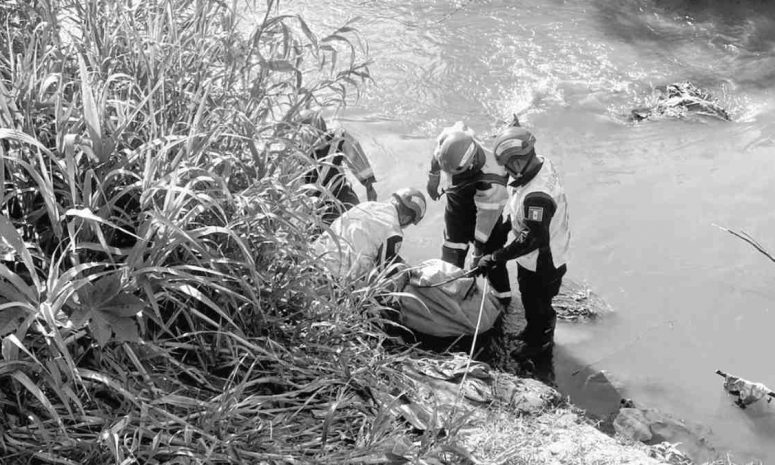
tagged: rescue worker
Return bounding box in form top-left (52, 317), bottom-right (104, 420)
top-left (475, 125), bottom-right (570, 361)
top-left (297, 109), bottom-right (378, 224)
top-left (313, 187), bottom-right (427, 281)
top-left (425, 122), bottom-right (512, 308)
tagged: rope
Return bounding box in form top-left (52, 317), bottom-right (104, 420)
top-left (413, 267), bottom-right (479, 288)
top-left (452, 278), bottom-right (489, 415)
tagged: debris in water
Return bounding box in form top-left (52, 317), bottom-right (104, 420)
top-left (629, 81), bottom-right (731, 122)
top-left (715, 369), bottom-right (775, 408)
top-left (554, 280), bottom-right (614, 321)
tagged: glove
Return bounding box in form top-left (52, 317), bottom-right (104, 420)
top-left (426, 171), bottom-right (441, 201)
top-left (475, 254), bottom-right (498, 275)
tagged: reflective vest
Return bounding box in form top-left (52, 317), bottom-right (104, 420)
top-left (506, 157), bottom-right (570, 271)
top-left (313, 201), bottom-right (403, 279)
top-left (305, 128), bottom-right (375, 192)
top-left (443, 146), bottom-right (509, 244)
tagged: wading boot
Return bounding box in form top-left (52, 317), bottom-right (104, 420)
top-left (510, 314), bottom-right (556, 362)
top-left (527, 349), bottom-right (556, 387)
top-left (510, 339), bottom-right (553, 361)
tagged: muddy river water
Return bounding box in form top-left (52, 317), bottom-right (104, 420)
top-left (259, 0), bottom-right (775, 461)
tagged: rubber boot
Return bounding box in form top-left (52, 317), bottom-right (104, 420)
top-left (511, 314), bottom-right (556, 362)
top-left (528, 349), bottom-right (556, 387)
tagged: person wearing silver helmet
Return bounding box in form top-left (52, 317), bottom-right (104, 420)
top-left (425, 122), bottom-right (512, 309)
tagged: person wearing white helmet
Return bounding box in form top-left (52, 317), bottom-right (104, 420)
top-left (425, 122), bottom-right (512, 308)
top-left (313, 187), bottom-right (427, 281)
top-left (476, 125), bottom-right (570, 362)
top-left (297, 109), bottom-right (378, 224)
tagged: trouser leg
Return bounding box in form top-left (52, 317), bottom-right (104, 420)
top-left (334, 183), bottom-right (360, 210)
top-left (441, 242), bottom-right (468, 268)
top-left (441, 205), bottom-right (473, 269)
top-left (517, 264), bottom-right (566, 347)
top-left (482, 219), bottom-right (511, 306)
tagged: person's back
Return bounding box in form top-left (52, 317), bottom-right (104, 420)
top-left (314, 188), bottom-right (427, 281)
top-left (314, 201), bottom-right (402, 280)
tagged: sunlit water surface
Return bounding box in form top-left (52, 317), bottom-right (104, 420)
top-left (251, 1), bottom-right (775, 461)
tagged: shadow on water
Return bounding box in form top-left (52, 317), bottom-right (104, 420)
top-left (553, 343), bottom-right (624, 425)
top-left (590, 0), bottom-right (775, 88)
top-left (593, 0), bottom-right (775, 43)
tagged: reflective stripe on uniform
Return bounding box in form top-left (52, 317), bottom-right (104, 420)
top-left (474, 229), bottom-right (489, 243)
top-left (354, 167), bottom-right (374, 181)
top-left (443, 240), bottom-right (468, 250)
top-left (457, 141), bottom-right (478, 170)
top-left (474, 200), bottom-right (505, 210)
top-left (491, 290), bottom-right (512, 299)
top-left (338, 128), bottom-right (376, 183)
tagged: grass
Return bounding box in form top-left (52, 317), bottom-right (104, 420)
top-left (0, 0), bottom-right (457, 463)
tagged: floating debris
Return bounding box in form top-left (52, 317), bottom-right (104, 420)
top-left (716, 369), bottom-right (775, 408)
top-left (630, 81), bottom-right (731, 122)
top-left (554, 280), bottom-right (614, 322)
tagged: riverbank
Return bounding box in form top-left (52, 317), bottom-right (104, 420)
top-left (0, 1), bottom-right (766, 463)
top-left (374, 346), bottom-right (668, 465)
top-left (392, 282), bottom-right (748, 465)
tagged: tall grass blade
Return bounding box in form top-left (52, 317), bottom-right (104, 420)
top-left (10, 370), bottom-right (66, 432)
top-left (78, 54), bottom-right (105, 163)
top-left (0, 213), bottom-right (41, 291)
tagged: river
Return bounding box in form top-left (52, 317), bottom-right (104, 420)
top-left (265, 0), bottom-right (775, 462)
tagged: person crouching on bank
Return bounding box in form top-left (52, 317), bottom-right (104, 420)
top-left (313, 188), bottom-right (427, 281)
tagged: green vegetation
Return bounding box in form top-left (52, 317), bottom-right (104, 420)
top-left (1, 1), bottom-right (766, 464)
top-left (0, 1), bottom-right (437, 463)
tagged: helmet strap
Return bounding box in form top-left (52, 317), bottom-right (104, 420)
top-left (506, 152), bottom-right (541, 185)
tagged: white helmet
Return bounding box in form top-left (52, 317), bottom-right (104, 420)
top-left (392, 188), bottom-right (427, 225)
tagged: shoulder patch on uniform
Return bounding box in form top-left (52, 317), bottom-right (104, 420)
top-left (527, 206), bottom-right (544, 222)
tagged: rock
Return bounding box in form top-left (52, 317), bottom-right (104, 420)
top-left (614, 407), bottom-right (655, 442)
top-left (614, 406), bottom-right (720, 464)
top-left (584, 369), bottom-right (622, 393)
